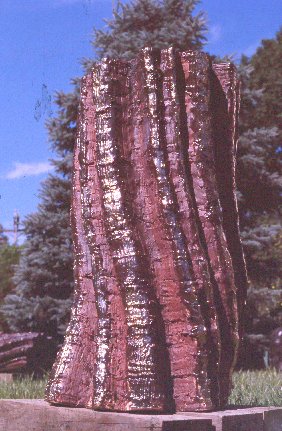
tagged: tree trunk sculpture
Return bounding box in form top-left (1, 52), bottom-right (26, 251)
top-left (46, 48), bottom-right (248, 413)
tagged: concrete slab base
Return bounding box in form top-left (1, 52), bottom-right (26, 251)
top-left (0, 399), bottom-right (281, 431)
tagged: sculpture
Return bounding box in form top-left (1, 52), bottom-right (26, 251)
top-left (0, 332), bottom-right (55, 375)
top-left (46, 48), bottom-right (248, 412)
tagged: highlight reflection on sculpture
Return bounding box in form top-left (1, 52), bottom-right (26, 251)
top-left (45, 48), bottom-right (248, 413)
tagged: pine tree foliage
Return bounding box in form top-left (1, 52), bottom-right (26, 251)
top-left (236, 30), bottom-right (282, 365)
top-left (248, 28), bottom-right (282, 130)
top-left (0, 242), bottom-right (21, 331)
top-left (92, 0), bottom-right (207, 60)
top-left (237, 33), bottom-right (282, 286)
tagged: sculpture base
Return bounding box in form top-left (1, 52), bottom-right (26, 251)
top-left (0, 399), bottom-right (281, 431)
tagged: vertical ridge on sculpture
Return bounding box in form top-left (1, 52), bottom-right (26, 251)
top-left (181, 51), bottom-right (239, 406)
top-left (159, 47), bottom-right (221, 408)
top-left (93, 59), bottom-right (166, 411)
top-left (211, 64), bottom-right (248, 339)
top-left (45, 102), bottom-right (97, 407)
top-left (79, 74), bottom-right (112, 408)
top-left (78, 74), bottom-right (128, 410)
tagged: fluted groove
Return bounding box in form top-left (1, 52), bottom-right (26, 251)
top-left (46, 48), bottom-right (247, 413)
top-left (211, 64), bottom-right (248, 340)
top-left (180, 51), bottom-right (240, 407)
top-left (159, 48), bottom-right (221, 408)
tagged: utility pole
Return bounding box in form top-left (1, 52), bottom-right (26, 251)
top-left (13, 211), bottom-right (20, 244)
top-left (1, 211), bottom-right (24, 245)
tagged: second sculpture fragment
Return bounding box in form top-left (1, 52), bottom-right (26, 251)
top-left (46, 48), bottom-right (248, 413)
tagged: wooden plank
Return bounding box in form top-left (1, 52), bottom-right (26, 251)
top-left (180, 408), bottom-right (267, 431)
top-left (2, 399), bottom-right (281, 431)
top-left (162, 419), bottom-right (213, 431)
top-left (221, 412), bottom-right (263, 431)
top-left (0, 399), bottom-right (212, 431)
top-left (264, 408), bottom-right (282, 431)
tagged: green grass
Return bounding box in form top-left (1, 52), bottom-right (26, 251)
top-left (0, 375), bottom-right (47, 399)
top-left (229, 369), bottom-right (282, 407)
top-left (0, 370), bottom-right (281, 407)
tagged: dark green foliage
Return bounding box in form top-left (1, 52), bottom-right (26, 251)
top-left (247, 28), bottom-right (282, 131)
top-left (92, 0), bottom-right (207, 60)
top-left (0, 245), bottom-right (21, 303)
top-left (0, 243), bottom-right (21, 331)
top-left (237, 124), bottom-right (282, 286)
top-left (237, 31), bottom-right (282, 287)
top-left (237, 127), bottom-right (281, 213)
top-left (236, 29), bottom-right (282, 366)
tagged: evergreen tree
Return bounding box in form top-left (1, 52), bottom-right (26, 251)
top-left (237, 31), bottom-right (282, 287)
top-left (92, 0), bottom-right (206, 60)
top-left (2, 88), bottom-right (79, 341)
top-left (0, 225), bottom-right (21, 331)
top-left (247, 28), bottom-right (282, 131)
top-left (2, 0), bottom-right (207, 344)
top-left (0, 245), bottom-right (20, 304)
top-left (236, 30), bottom-right (282, 365)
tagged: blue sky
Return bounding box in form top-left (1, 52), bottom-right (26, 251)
top-left (0, 0), bottom-right (281, 242)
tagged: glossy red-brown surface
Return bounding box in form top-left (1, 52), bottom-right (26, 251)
top-left (211, 62), bottom-right (248, 341)
top-left (45, 93), bottom-right (98, 407)
top-left (180, 51), bottom-right (242, 407)
top-left (46, 48), bottom-right (247, 412)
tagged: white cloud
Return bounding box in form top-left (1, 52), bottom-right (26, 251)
top-left (5, 162), bottom-right (53, 180)
top-left (209, 25), bottom-right (222, 43)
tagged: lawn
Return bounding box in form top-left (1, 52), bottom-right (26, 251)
top-left (0, 370), bottom-right (281, 407)
top-left (0, 374), bottom-right (47, 399)
top-left (229, 369), bottom-right (282, 407)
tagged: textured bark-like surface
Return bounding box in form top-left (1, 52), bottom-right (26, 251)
top-left (46, 48), bottom-right (247, 413)
top-left (211, 63), bottom-right (248, 340)
top-left (127, 49), bottom-right (218, 412)
top-left (79, 73), bottom-right (128, 411)
top-left (45, 101), bottom-right (98, 407)
top-left (158, 49), bottom-right (221, 408)
top-left (0, 332), bottom-right (44, 372)
top-left (180, 51), bottom-right (240, 407)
